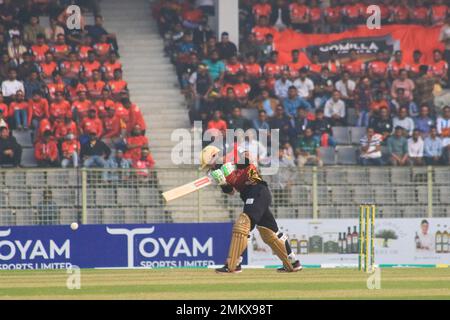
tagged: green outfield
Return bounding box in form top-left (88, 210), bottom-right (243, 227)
top-left (0, 268), bottom-right (449, 300)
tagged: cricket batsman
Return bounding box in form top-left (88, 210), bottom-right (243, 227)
top-left (200, 145), bottom-right (302, 274)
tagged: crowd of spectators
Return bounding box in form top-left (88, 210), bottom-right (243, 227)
top-left (240, 0), bottom-right (449, 35)
top-left (155, 0), bottom-right (450, 167)
top-left (0, 0), bottom-right (155, 174)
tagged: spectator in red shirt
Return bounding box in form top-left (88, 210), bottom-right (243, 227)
top-left (409, 50), bottom-right (425, 78)
top-left (411, 0), bottom-right (429, 25)
top-left (309, 0), bottom-right (323, 33)
top-left (61, 132), bottom-right (80, 168)
top-left (324, 0), bottom-right (343, 33)
top-left (39, 51), bottom-right (58, 82)
top-left (253, 0), bottom-right (272, 21)
top-left (244, 53), bottom-right (262, 80)
top-left (287, 49), bottom-right (310, 77)
top-left (308, 52), bottom-right (324, 78)
top-left (80, 108), bottom-right (103, 139)
top-left (0, 92), bottom-right (8, 118)
top-left (289, 0), bottom-right (310, 33)
top-left (208, 110), bottom-right (228, 136)
top-left (86, 69), bottom-right (106, 100)
top-left (28, 90), bottom-right (49, 131)
top-left (78, 35), bottom-right (94, 61)
top-left (325, 50), bottom-right (341, 76)
top-left (126, 100), bottom-right (146, 134)
top-left (60, 51), bottom-right (82, 81)
top-left (233, 72), bottom-right (252, 104)
top-left (342, 0), bottom-right (363, 27)
top-left (67, 79), bottom-right (87, 102)
top-left (389, 50), bottom-right (409, 79)
top-left (431, 0), bottom-right (448, 25)
top-left (264, 51), bottom-right (283, 77)
top-left (251, 16), bottom-right (277, 44)
top-left (368, 51), bottom-right (389, 81)
top-left (343, 49), bottom-right (364, 78)
top-left (225, 55), bottom-right (244, 76)
top-left (51, 33), bottom-right (70, 61)
top-left (0, 108), bottom-right (8, 129)
top-left (72, 90), bottom-right (93, 123)
top-left (49, 91), bottom-right (71, 120)
top-left (82, 51), bottom-right (101, 79)
top-left (124, 124), bottom-right (149, 162)
top-left (132, 146), bottom-right (156, 178)
top-left (10, 90), bottom-right (29, 130)
top-left (53, 113), bottom-right (78, 142)
top-left (46, 72), bottom-right (66, 101)
top-left (95, 88), bottom-right (115, 118)
top-left (35, 117), bottom-right (52, 142)
top-left (93, 34), bottom-right (112, 62)
top-left (393, 0), bottom-right (410, 24)
top-left (429, 49), bottom-right (449, 85)
top-left (102, 106), bottom-right (125, 148)
top-left (31, 34), bottom-right (49, 63)
top-left (102, 51), bottom-right (122, 80)
top-left (35, 130), bottom-right (59, 167)
top-left (108, 68), bottom-right (127, 99)
top-left (114, 93), bottom-right (131, 123)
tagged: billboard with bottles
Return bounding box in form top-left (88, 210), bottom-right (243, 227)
top-left (248, 218), bottom-right (450, 267)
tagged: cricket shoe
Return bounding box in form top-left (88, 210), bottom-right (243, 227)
top-left (277, 260), bottom-right (303, 273)
top-left (215, 263), bottom-right (242, 274)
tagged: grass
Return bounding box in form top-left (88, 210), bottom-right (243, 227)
top-left (0, 268), bottom-right (449, 300)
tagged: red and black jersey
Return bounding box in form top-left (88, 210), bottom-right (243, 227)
top-left (218, 150), bottom-right (264, 194)
top-left (224, 163), bottom-right (263, 193)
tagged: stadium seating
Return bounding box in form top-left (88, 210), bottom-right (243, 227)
top-left (152, 0), bottom-right (450, 169)
top-left (0, 1), bottom-right (154, 171)
top-left (318, 147), bottom-right (335, 165)
top-left (336, 146), bottom-right (358, 165)
top-left (333, 127), bottom-right (352, 145)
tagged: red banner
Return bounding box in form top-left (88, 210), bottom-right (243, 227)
top-left (274, 24), bottom-right (445, 65)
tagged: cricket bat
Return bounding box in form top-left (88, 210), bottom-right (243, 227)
top-left (162, 176), bottom-right (213, 202)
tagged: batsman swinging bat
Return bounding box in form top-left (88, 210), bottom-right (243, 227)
top-left (162, 176), bottom-right (212, 202)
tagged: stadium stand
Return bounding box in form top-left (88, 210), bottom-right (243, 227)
top-left (0, 0), bottom-right (155, 172)
top-left (153, 0), bottom-right (450, 168)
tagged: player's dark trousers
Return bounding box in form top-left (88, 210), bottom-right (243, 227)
top-left (240, 183), bottom-right (278, 233)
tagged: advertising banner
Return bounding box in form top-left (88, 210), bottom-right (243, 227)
top-left (0, 223), bottom-right (235, 270)
top-left (304, 35), bottom-right (395, 63)
top-left (273, 24), bottom-right (444, 65)
top-left (248, 218), bottom-right (450, 267)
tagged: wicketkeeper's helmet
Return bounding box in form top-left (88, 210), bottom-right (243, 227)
top-left (200, 145), bottom-right (221, 170)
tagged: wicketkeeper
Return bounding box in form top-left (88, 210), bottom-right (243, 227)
top-left (200, 145), bottom-right (302, 273)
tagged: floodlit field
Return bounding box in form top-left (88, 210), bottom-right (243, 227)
top-left (0, 268), bottom-right (449, 300)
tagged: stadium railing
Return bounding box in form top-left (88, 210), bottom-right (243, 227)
top-left (0, 166), bottom-right (448, 226)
